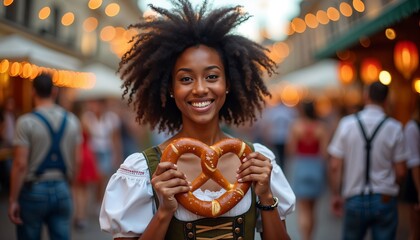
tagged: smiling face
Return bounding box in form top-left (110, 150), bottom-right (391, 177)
top-left (172, 45), bottom-right (228, 127)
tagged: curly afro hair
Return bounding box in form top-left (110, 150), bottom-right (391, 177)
top-left (119, 0), bottom-right (276, 134)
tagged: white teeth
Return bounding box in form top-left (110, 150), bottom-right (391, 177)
top-left (191, 101), bottom-right (211, 108)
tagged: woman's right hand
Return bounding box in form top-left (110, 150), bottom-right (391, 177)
top-left (151, 162), bottom-right (190, 215)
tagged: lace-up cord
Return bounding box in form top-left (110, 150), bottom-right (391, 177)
top-left (196, 233), bottom-right (233, 240)
top-left (196, 222), bottom-right (233, 239)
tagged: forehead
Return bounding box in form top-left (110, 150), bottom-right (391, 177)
top-left (174, 45), bottom-right (224, 70)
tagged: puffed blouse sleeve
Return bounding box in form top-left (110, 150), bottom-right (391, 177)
top-left (99, 152), bottom-right (154, 238)
top-left (253, 143), bottom-right (296, 219)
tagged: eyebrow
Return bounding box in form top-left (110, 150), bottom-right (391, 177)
top-left (175, 65), bottom-right (222, 74)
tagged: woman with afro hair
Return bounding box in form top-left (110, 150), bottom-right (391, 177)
top-left (99, 1), bottom-right (295, 239)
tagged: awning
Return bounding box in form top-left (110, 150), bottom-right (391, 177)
top-left (0, 34), bottom-right (81, 70)
top-left (271, 59), bottom-right (339, 90)
top-left (315, 0), bottom-right (420, 59)
top-left (76, 63), bottom-right (123, 100)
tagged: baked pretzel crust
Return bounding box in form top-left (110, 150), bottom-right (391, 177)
top-left (161, 138), bottom-right (252, 217)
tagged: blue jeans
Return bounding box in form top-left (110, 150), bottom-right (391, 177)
top-left (343, 194), bottom-right (397, 240)
top-left (17, 180), bottom-right (72, 240)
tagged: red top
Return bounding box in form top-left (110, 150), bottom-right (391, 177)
top-left (296, 122), bottom-right (320, 155)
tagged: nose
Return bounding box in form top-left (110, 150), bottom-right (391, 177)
top-left (192, 79), bottom-right (209, 95)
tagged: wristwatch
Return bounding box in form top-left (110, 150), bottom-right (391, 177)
top-left (256, 197), bottom-right (279, 211)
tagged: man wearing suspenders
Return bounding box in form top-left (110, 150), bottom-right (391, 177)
top-left (328, 82), bottom-right (408, 240)
top-left (8, 74), bottom-right (82, 240)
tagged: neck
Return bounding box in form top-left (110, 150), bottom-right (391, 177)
top-left (175, 124), bottom-right (227, 145)
top-left (365, 98), bottom-right (385, 108)
top-left (366, 103), bottom-right (384, 110)
top-left (34, 97), bottom-right (55, 108)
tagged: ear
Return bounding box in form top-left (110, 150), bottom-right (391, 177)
top-left (51, 86), bottom-right (59, 100)
top-left (226, 81), bottom-right (230, 93)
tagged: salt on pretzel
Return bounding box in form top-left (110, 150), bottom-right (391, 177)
top-left (161, 137), bottom-right (252, 217)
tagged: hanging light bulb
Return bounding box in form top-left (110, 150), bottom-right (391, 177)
top-left (338, 61), bottom-right (355, 85)
top-left (394, 40), bottom-right (419, 79)
top-left (360, 58), bottom-right (382, 85)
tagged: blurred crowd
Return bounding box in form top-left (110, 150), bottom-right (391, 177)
top-left (0, 81), bottom-right (418, 240)
top-left (0, 93), bottom-right (165, 232)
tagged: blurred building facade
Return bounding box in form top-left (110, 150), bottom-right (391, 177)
top-left (266, 0), bottom-right (420, 123)
top-left (0, 0), bottom-right (143, 112)
top-left (1, 0), bottom-right (419, 124)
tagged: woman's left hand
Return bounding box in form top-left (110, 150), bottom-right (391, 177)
top-left (236, 151), bottom-right (272, 197)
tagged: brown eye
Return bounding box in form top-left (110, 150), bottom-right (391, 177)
top-left (206, 75), bottom-right (218, 80)
top-left (180, 77), bottom-right (193, 83)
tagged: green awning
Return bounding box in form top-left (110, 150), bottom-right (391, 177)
top-left (315, 0), bottom-right (420, 59)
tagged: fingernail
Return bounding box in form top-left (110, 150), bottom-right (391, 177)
top-left (238, 178), bottom-right (243, 182)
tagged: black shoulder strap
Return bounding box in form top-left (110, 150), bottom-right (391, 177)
top-left (143, 146), bottom-right (162, 209)
top-left (355, 113), bottom-right (388, 194)
top-left (32, 111), bottom-right (68, 177)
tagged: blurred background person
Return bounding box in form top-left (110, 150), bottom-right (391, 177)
top-left (261, 99), bottom-right (297, 170)
top-left (2, 97), bottom-right (16, 148)
top-left (8, 74), bottom-right (82, 240)
top-left (287, 100), bottom-right (329, 240)
top-left (72, 102), bottom-right (100, 230)
top-left (113, 101), bottom-right (145, 158)
top-left (81, 98), bottom-right (122, 211)
top-left (0, 108), bottom-right (13, 193)
top-left (401, 95), bottom-right (420, 240)
top-left (328, 82), bottom-right (408, 240)
top-left (0, 97), bottom-right (16, 193)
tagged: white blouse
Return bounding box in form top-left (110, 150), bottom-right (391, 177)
top-left (99, 143), bottom-right (296, 238)
top-left (404, 120), bottom-right (420, 168)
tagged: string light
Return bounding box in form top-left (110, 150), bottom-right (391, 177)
top-left (105, 3), bottom-right (120, 17)
top-left (61, 12), bottom-right (75, 26)
top-left (0, 59), bottom-right (95, 89)
top-left (3, 0), bottom-right (13, 7)
top-left (38, 6), bottom-right (50, 20)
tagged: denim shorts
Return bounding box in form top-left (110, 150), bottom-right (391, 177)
top-left (291, 157), bottom-right (326, 199)
top-left (94, 150), bottom-right (113, 175)
top-left (17, 180), bottom-right (72, 240)
top-left (343, 193), bottom-right (397, 240)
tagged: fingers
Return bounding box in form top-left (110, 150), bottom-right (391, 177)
top-left (152, 162), bottom-right (191, 197)
top-left (153, 161), bottom-right (179, 177)
top-left (236, 152), bottom-right (272, 182)
top-left (8, 205), bottom-right (23, 225)
top-left (10, 215), bottom-right (23, 225)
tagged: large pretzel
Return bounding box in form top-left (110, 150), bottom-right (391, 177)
top-left (161, 137), bottom-right (252, 217)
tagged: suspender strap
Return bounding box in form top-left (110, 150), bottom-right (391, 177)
top-left (32, 111), bottom-right (68, 177)
top-left (355, 113), bottom-right (388, 194)
top-left (143, 146), bottom-right (162, 209)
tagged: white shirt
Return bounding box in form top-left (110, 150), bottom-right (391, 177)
top-left (261, 104), bottom-right (297, 143)
top-left (82, 111), bottom-right (120, 152)
top-left (99, 143), bottom-right (296, 238)
top-left (328, 105), bottom-right (408, 198)
top-left (404, 120), bottom-right (420, 168)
